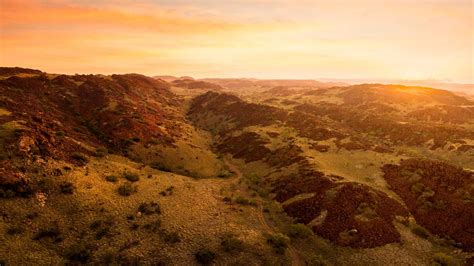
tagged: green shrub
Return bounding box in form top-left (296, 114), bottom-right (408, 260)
top-left (159, 230), bottom-right (181, 243)
top-left (105, 175), bottom-right (118, 182)
top-left (6, 225), bottom-right (24, 235)
top-left (138, 201), bottom-right (161, 215)
top-left (65, 243), bottom-right (92, 264)
top-left (118, 183), bottom-right (135, 196)
top-left (59, 181), bottom-right (74, 194)
top-left (0, 188), bottom-right (16, 198)
top-left (55, 131), bottom-right (65, 137)
top-left (71, 152), bottom-right (88, 164)
top-left (247, 173), bottom-right (261, 184)
top-left (33, 225), bottom-right (62, 242)
top-left (89, 219), bottom-right (114, 240)
top-left (221, 234), bottom-right (244, 252)
top-left (217, 169), bottom-right (232, 178)
top-left (195, 248), bottom-right (215, 265)
top-left (94, 147), bottom-right (108, 157)
top-left (124, 172), bottom-right (139, 182)
top-left (234, 196), bottom-right (257, 206)
top-left (411, 223), bottom-right (430, 239)
top-left (266, 233), bottom-right (289, 254)
top-left (143, 219), bottom-right (162, 232)
top-left (288, 223), bottom-right (313, 239)
top-left (309, 254), bottom-right (329, 266)
top-left (432, 252), bottom-right (458, 266)
top-left (150, 162), bottom-right (171, 172)
top-left (160, 186), bottom-right (174, 196)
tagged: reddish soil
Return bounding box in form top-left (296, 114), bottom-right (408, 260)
top-left (271, 165), bottom-right (408, 248)
top-left (216, 132), bottom-right (306, 168)
top-left (189, 91), bottom-right (288, 133)
top-left (0, 68), bottom-right (185, 197)
top-left (295, 102), bottom-right (473, 151)
top-left (382, 159), bottom-right (474, 251)
top-left (281, 179), bottom-right (408, 248)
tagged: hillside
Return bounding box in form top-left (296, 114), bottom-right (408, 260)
top-left (1, 67), bottom-right (473, 265)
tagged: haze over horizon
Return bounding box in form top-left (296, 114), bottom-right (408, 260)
top-left (1, 0), bottom-right (472, 83)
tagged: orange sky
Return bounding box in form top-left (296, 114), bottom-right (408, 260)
top-left (0, 0), bottom-right (472, 82)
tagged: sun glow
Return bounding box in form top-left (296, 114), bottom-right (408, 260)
top-left (0, 0), bottom-right (472, 82)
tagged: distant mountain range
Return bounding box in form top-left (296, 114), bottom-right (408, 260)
top-left (155, 75), bottom-right (473, 95)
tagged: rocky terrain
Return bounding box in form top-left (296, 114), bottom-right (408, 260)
top-left (1, 67), bottom-right (473, 265)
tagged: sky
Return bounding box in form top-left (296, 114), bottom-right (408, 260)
top-left (0, 0), bottom-right (473, 82)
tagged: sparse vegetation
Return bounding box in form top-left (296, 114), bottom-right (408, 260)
top-left (65, 243), bottom-right (92, 264)
top-left (217, 169), bottom-right (232, 178)
top-left (159, 186), bottom-right (174, 196)
top-left (117, 183), bottom-right (135, 196)
top-left (432, 252), bottom-right (458, 266)
top-left (221, 234), bottom-right (244, 252)
top-left (59, 181), bottom-right (74, 194)
top-left (138, 201), bottom-right (161, 215)
top-left (94, 147), bottom-right (108, 157)
top-left (6, 225), bottom-right (24, 236)
top-left (143, 219), bottom-right (162, 232)
top-left (309, 254), bottom-right (329, 266)
top-left (266, 233), bottom-right (290, 254)
top-left (105, 175), bottom-right (118, 182)
top-left (124, 172), bottom-right (140, 182)
top-left (32, 224), bottom-right (62, 242)
top-left (71, 152), bottom-right (88, 164)
top-left (150, 162), bottom-right (171, 172)
top-left (411, 223), bottom-right (430, 239)
top-left (288, 223), bottom-right (313, 238)
top-left (159, 230), bottom-right (181, 243)
top-left (195, 248), bottom-right (215, 265)
top-left (234, 196), bottom-right (257, 206)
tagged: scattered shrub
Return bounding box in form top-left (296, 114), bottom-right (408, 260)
top-left (234, 196), bottom-right (257, 206)
top-left (0, 188), bottom-right (16, 198)
top-left (124, 172), bottom-right (140, 182)
top-left (6, 225), bottom-right (24, 235)
top-left (159, 230), bottom-right (181, 243)
top-left (221, 234), bottom-right (244, 252)
top-left (266, 233), bottom-right (289, 254)
top-left (130, 223), bottom-right (139, 231)
top-left (118, 183), bottom-right (135, 196)
top-left (143, 219), bottom-right (162, 232)
top-left (94, 147), bottom-right (108, 157)
top-left (150, 162), bottom-right (171, 172)
top-left (217, 169), bottom-right (232, 178)
top-left (71, 152), bottom-right (88, 164)
top-left (105, 175), bottom-right (118, 182)
top-left (65, 243), bottom-right (92, 264)
top-left (59, 181), bottom-right (74, 194)
top-left (432, 252), bottom-right (458, 266)
top-left (138, 201), bottom-right (161, 215)
top-left (247, 173), bottom-right (261, 184)
top-left (33, 225), bottom-right (62, 242)
top-left (90, 219), bottom-right (114, 240)
top-left (160, 186), bottom-right (174, 196)
top-left (288, 223), bottom-right (313, 239)
top-left (309, 254), bottom-right (329, 266)
top-left (411, 223), bottom-right (430, 239)
top-left (55, 131), bottom-right (65, 137)
top-left (195, 248), bottom-right (215, 265)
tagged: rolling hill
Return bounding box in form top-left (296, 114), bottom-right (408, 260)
top-left (1, 67), bottom-right (473, 265)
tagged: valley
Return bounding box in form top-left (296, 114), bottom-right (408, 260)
top-left (0, 67), bottom-right (473, 265)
